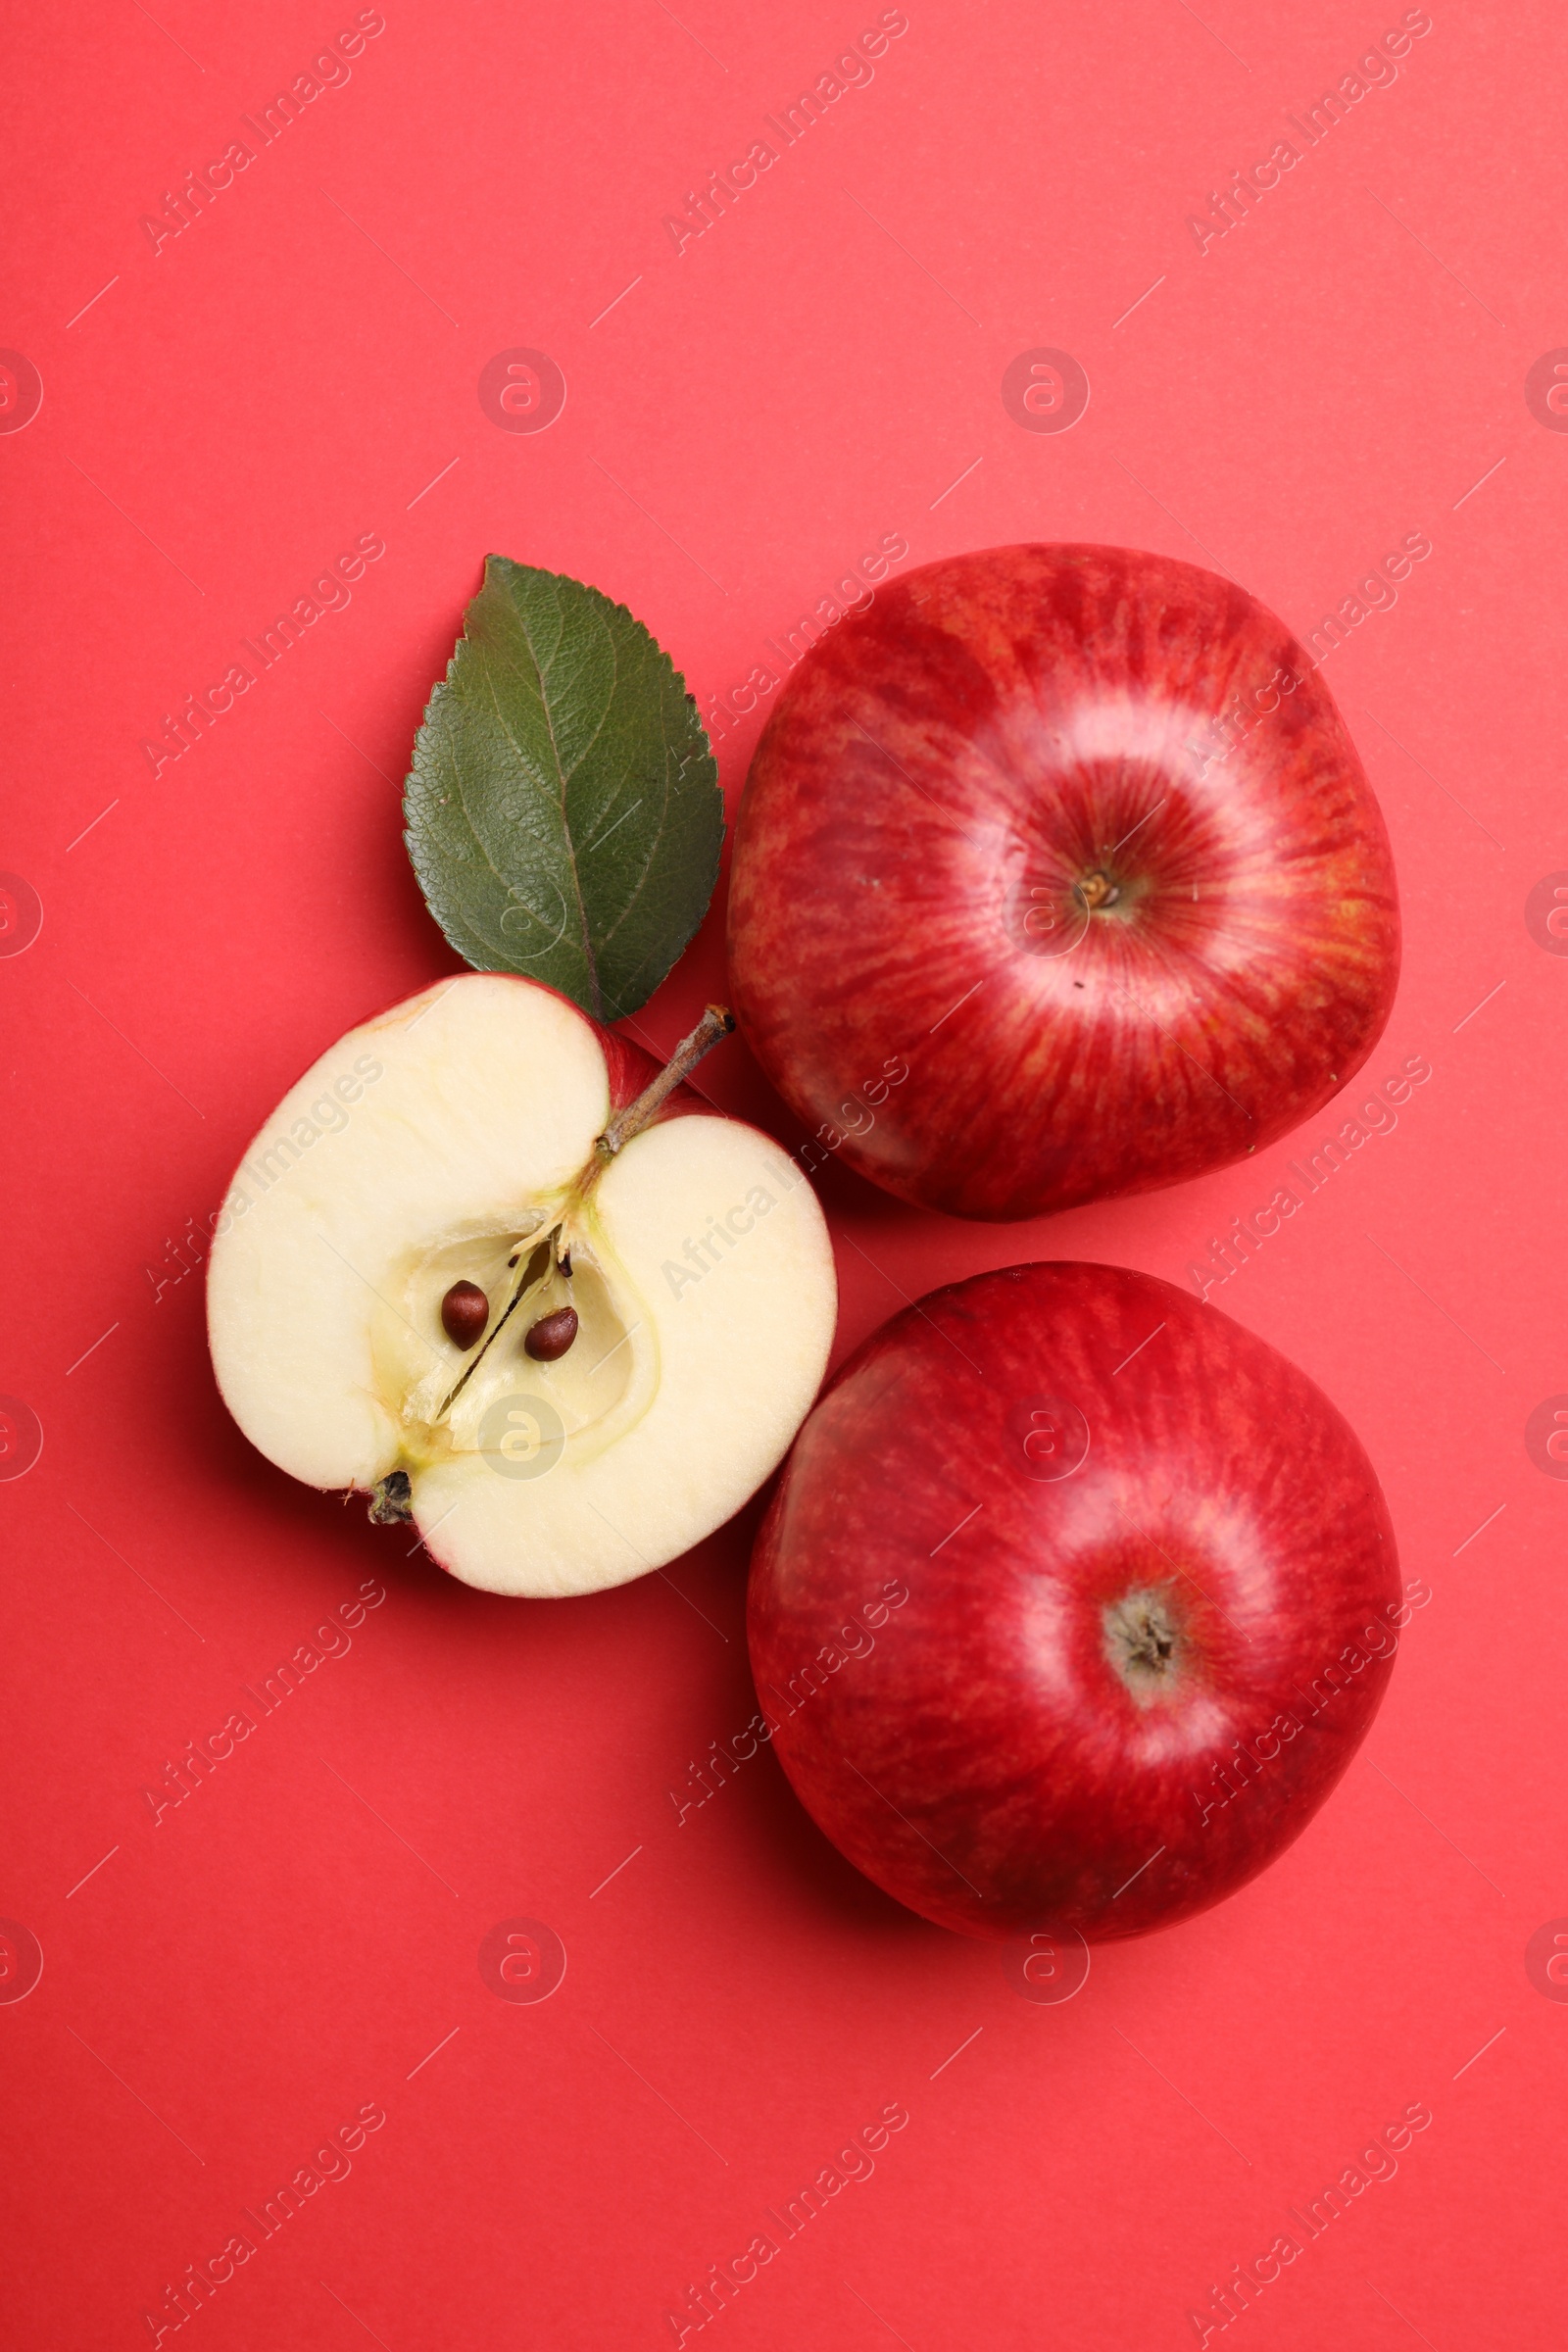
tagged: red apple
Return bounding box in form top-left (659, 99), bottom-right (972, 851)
top-left (206, 982), bottom-right (836, 1595)
top-left (748, 1261), bottom-right (1400, 1940)
top-left (727, 544), bottom-right (1399, 1220)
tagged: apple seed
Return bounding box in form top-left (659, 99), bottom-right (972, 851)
top-left (524, 1306), bottom-right (579, 1361)
top-left (441, 1279), bottom-right (490, 1349)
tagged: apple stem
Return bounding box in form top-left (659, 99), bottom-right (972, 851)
top-left (593, 1004), bottom-right (736, 1167)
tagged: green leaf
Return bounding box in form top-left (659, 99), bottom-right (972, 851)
top-left (404, 556), bottom-right (722, 1021)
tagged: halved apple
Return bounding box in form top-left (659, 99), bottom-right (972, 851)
top-left (207, 975), bottom-right (836, 1595)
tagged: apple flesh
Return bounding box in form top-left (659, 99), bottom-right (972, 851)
top-left (208, 975), bottom-right (836, 1596)
top-left (748, 1262), bottom-right (1399, 1940)
top-left (728, 543), bottom-right (1399, 1220)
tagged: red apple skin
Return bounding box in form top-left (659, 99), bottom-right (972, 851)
top-left (747, 1262), bottom-right (1400, 1941)
top-left (727, 544), bottom-right (1399, 1221)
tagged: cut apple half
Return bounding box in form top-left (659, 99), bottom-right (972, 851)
top-left (207, 975), bottom-right (837, 1595)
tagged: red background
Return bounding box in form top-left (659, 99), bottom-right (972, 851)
top-left (4, 1), bottom-right (1565, 2343)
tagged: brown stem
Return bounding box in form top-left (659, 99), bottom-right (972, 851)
top-left (592, 1004), bottom-right (735, 1168)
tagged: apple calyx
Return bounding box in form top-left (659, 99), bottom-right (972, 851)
top-left (368, 1469), bottom-right (413, 1525)
top-left (1102, 1589), bottom-right (1182, 1705)
top-left (1074, 868), bottom-right (1121, 911)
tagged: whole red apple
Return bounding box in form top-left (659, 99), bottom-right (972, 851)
top-left (748, 1262), bottom-right (1401, 1940)
top-left (727, 544), bottom-right (1399, 1220)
